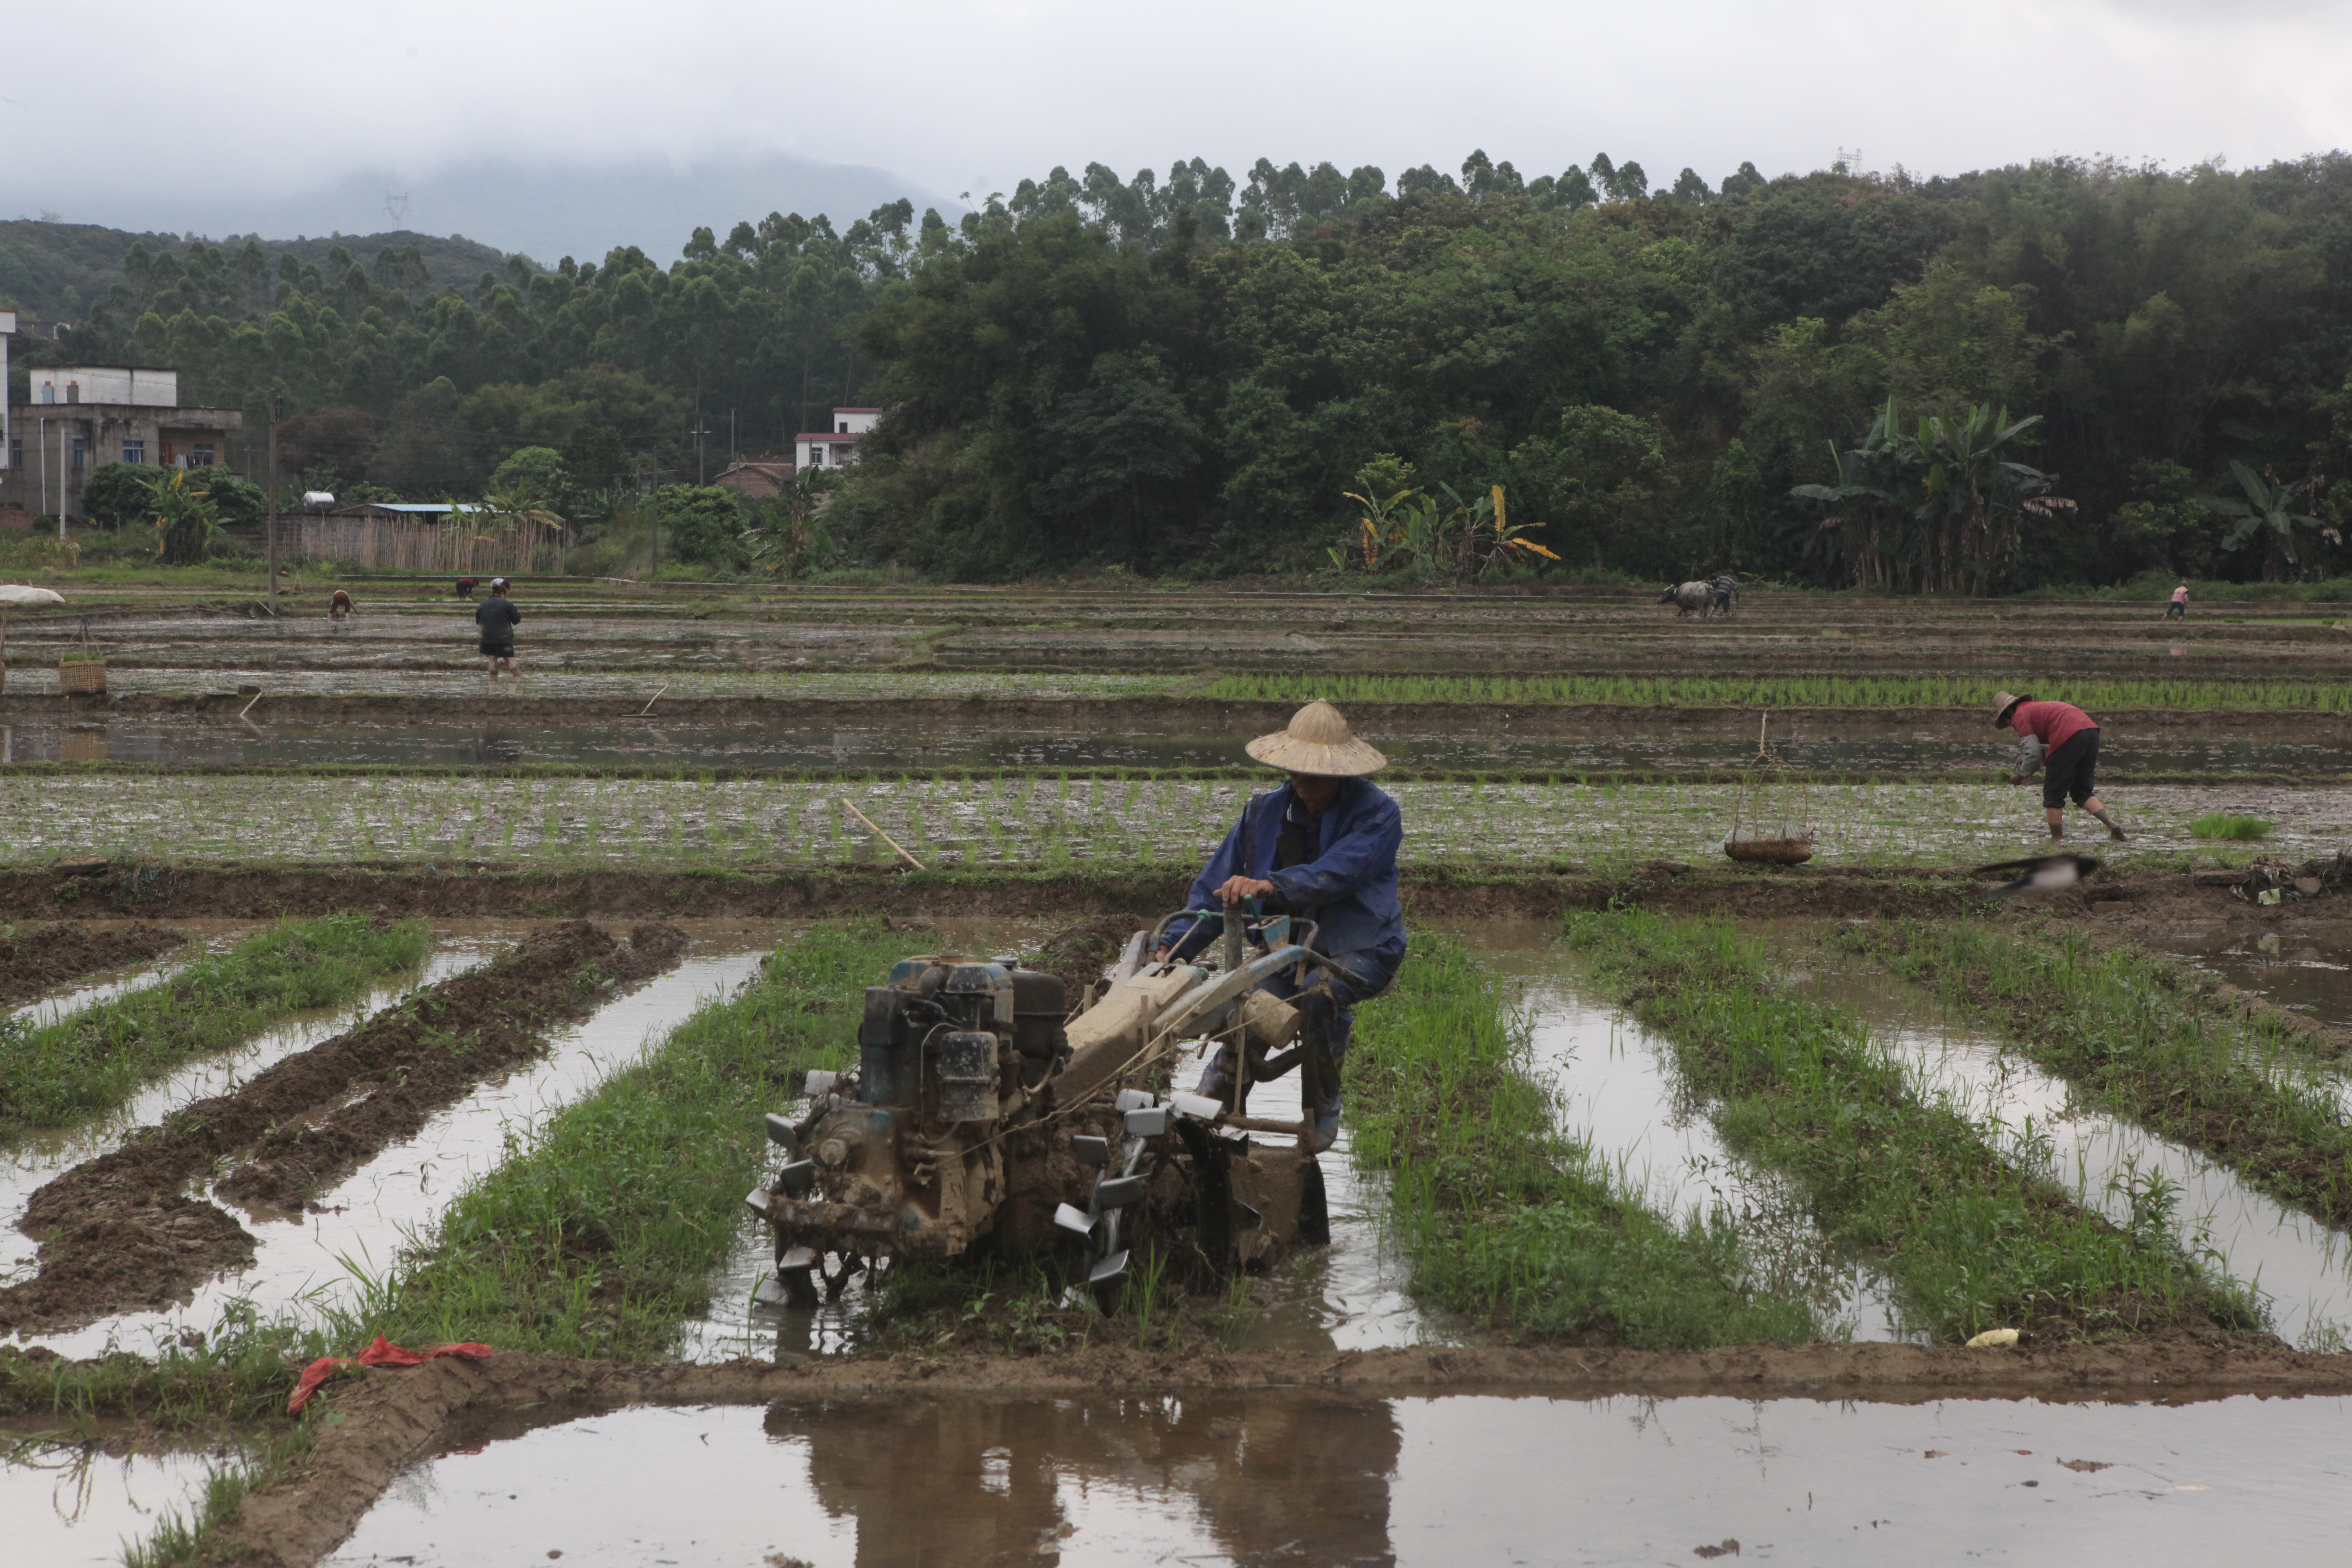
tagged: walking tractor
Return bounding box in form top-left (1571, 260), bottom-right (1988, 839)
top-left (744, 909), bottom-right (1345, 1309)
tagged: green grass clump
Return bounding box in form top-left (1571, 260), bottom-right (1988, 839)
top-left (1197, 672), bottom-right (2351, 713)
top-left (1348, 934), bottom-right (1821, 1347)
top-left (1561, 910), bottom-right (2262, 1342)
top-left (2190, 813), bottom-right (2272, 840)
top-left (1841, 921), bottom-right (2352, 1233)
top-left (0, 914), bottom-right (431, 1133)
top-left (342, 921), bottom-right (910, 1359)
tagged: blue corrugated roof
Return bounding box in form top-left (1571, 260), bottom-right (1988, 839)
top-left (358, 502), bottom-right (489, 513)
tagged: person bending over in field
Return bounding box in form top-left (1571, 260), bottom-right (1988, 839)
top-left (1153, 701), bottom-right (1406, 1152)
top-left (1994, 690), bottom-right (2127, 842)
top-left (475, 577), bottom-right (521, 677)
top-left (2167, 583), bottom-right (2189, 620)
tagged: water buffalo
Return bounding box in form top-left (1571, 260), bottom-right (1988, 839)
top-left (1659, 581), bottom-right (1710, 617)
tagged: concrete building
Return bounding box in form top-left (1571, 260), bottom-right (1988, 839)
top-left (1, 363), bottom-right (245, 524)
top-left (794, 407), bottom-right (879, 471)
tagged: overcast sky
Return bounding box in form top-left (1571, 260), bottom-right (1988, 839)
top-left (7, 0), bottom-right (2347, 234)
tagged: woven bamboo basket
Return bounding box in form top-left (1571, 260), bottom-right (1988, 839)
top-left (1723, 713), bottom-right (1816, 867)
top-left (57, 659), bottom-right (108, 695)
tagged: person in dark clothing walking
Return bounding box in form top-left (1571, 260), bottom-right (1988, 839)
top-left (1994, 691), bottom-right (2127, 841)
top-left (1154, 700), bottom-right (1405, 1152)
top-left (475, 577), bottom-right (521, 676)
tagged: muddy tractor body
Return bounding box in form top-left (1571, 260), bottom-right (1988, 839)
top-left (746, 911), bottom-right (1339, 1307)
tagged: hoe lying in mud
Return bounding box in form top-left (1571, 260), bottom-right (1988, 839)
top-left (746, 910), bottom-right (1339, 1308)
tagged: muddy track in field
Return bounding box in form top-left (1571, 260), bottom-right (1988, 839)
top-left (144, 1338), bottom-right (2352, 1568)
top-left (0, 921), bottom-right (686, 1336)
top-left (0, 921), bottom-right (185, 1008)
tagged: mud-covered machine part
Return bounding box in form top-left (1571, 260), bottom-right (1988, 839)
top-left (744, 913), bottom-right (1338, 1310)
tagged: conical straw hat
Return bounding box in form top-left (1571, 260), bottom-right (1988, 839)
top-left (1245, 700), bottom-right (1387, 776)
top-left (1990, 690), bottom-right (2032, 728)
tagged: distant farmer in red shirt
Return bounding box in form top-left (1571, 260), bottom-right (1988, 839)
top-left (1993, 691), bottom-right (2127, 842)
top-left (2167, 584), bottom-right (2189, 620)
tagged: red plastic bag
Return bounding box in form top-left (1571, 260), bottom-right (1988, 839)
top-left (289, 1335), bottom-right (493, 1413)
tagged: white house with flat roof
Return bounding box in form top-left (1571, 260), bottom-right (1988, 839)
top-left (795, 407), bottom-right (880, 470)
top-left (2, 363), bottom-right (245, 523)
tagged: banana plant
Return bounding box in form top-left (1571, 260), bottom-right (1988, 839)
top-left (141, 467), bottom-right (221, 566)
top-left (2200, 460), bottom-right (2333, 575)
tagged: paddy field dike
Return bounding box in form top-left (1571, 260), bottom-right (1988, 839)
top-left (4, 574), bottom-right (2350, 1566)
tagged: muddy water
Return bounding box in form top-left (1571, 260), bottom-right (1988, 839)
top-left (10, 927), bottom-right (781, 1356)
top-left (1785, 949), bottom-right (2352, 1349)
top-left (322, 1390), bottom-right (2352, 1568)
top-left (5, 1424), bottom-right (244, 1568)
top-left (2148, 924), bottom-right (2352, 1033)
top-left (3, 714), bottom-right (2340, 775)
top-left (1462, 926), bottom-right (1911, 1340)
top-left (1519, 977), bottom-right (1914, 1342)
top-left (0, 939), bottom-right (498, 1294)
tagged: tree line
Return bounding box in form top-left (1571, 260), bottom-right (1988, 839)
top-left (27, 148), bottom-right (2352, 588)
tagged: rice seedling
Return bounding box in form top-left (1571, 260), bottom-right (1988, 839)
top-left (1348, 933), bottom-right (1821, 1346)
top-left (2190, 813), bottom-right (2272, 840)
top-left (1560, 910), bottom-right (2264, 1341)
top-left (1839, 921), bottom-right (2352, 1231)
top-left (0, 915), bottom-right (433, 1132)
top-left (340, 922), bottom-right (913, 1360)
top-left (1198, 673), bottom-right (2352, 713)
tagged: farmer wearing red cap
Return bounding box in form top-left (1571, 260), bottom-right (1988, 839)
top-left (1993, 691), bottom-right (2127, 842)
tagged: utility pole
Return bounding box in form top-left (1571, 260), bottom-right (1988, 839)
top-left (265, 393), bottom-right (282, 606)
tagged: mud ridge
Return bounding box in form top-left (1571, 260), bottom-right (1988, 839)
top-left (192, 1338), bottom-right (2352, 1568)
top-left (1025, 910), bottom-right (1151, 999)
top-left (0, 921), bottom-right (686, 1336)
top-left (0, 921), bottom-right (185, 1008)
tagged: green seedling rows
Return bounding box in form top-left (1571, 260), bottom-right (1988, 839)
top-left (1562, 910), bottom-right (2263, 1341)
top-left (1201, 673), bottom-right (2352, 712)
top-left (1347, 934), bottom-right (1820, 1346)
top-left (339, 922), bottom-right (907, 1360)
top-left (0, 915), bottom-right (432, 1133)
top-left (1841, 921), bottom-right (2352, 1234)
top-left (5, 774), bottom-right (2337, 871)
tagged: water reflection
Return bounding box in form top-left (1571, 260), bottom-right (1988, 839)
top-left (776, 1392), bottom-right (1398, 1566)
top-left (327, 1391), bottom-right (2352, 1568)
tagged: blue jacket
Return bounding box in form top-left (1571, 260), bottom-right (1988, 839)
top-left (1174, 778), bottom-right (1406, 971)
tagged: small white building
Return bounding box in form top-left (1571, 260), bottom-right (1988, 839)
top-left (2, 362), bottom-right (245, 522)
top-left (795, 407), bottom-right (880, 470)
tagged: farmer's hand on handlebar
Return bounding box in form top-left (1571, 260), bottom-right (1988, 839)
top-left (1216, 875), bottom-right (1276, 907)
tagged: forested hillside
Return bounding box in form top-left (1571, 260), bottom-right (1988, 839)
top-left (0, 222), bottom-right (519, 331)
top-left (19, 151), bottom-right (2352, 589)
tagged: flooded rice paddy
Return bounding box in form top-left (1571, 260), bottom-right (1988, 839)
top-left (2148, 925), bottom-right (2352, 1032)
top-left (2, 923), bottom-right (782, 1356)
top-left (322, 1390), bottom-right (2352, 1567)
top-left (1785, 948), bottom-right (2352, 1349)
top-left (5, 773), bottom-right (2344, 868)
top-left (2, 714), bottom-right (2339, 776)
top-left (6, 1423), bottom-right (247, 1568)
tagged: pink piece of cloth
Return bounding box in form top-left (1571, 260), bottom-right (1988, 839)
top-left (288, 1335), bottom-right (493, 1414)
top-left (2011, 700), bottom-right (2098, 753)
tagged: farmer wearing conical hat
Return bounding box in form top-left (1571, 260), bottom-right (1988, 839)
top-left (1155, 700), bottom-right (1406, 1150)
top-left (1993, 691), bottom-right (2128, 842)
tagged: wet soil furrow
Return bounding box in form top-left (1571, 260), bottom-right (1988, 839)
top-left (0, 921), bottom-right (686, 1335)
top-left (1850, 923), bottom-right (2352, 1233)
top-left (0, 922), bottom-right (185, 1009)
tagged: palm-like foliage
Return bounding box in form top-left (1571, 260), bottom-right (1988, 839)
top-left (1333, 483), bottom-right (1558, 580)
top-left (2197, 461), bottom-right (2338, 578)
top-left (1790, 399), bottom-right (2068, 593)
top-left (140, 468), bottom-right (221, 566)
